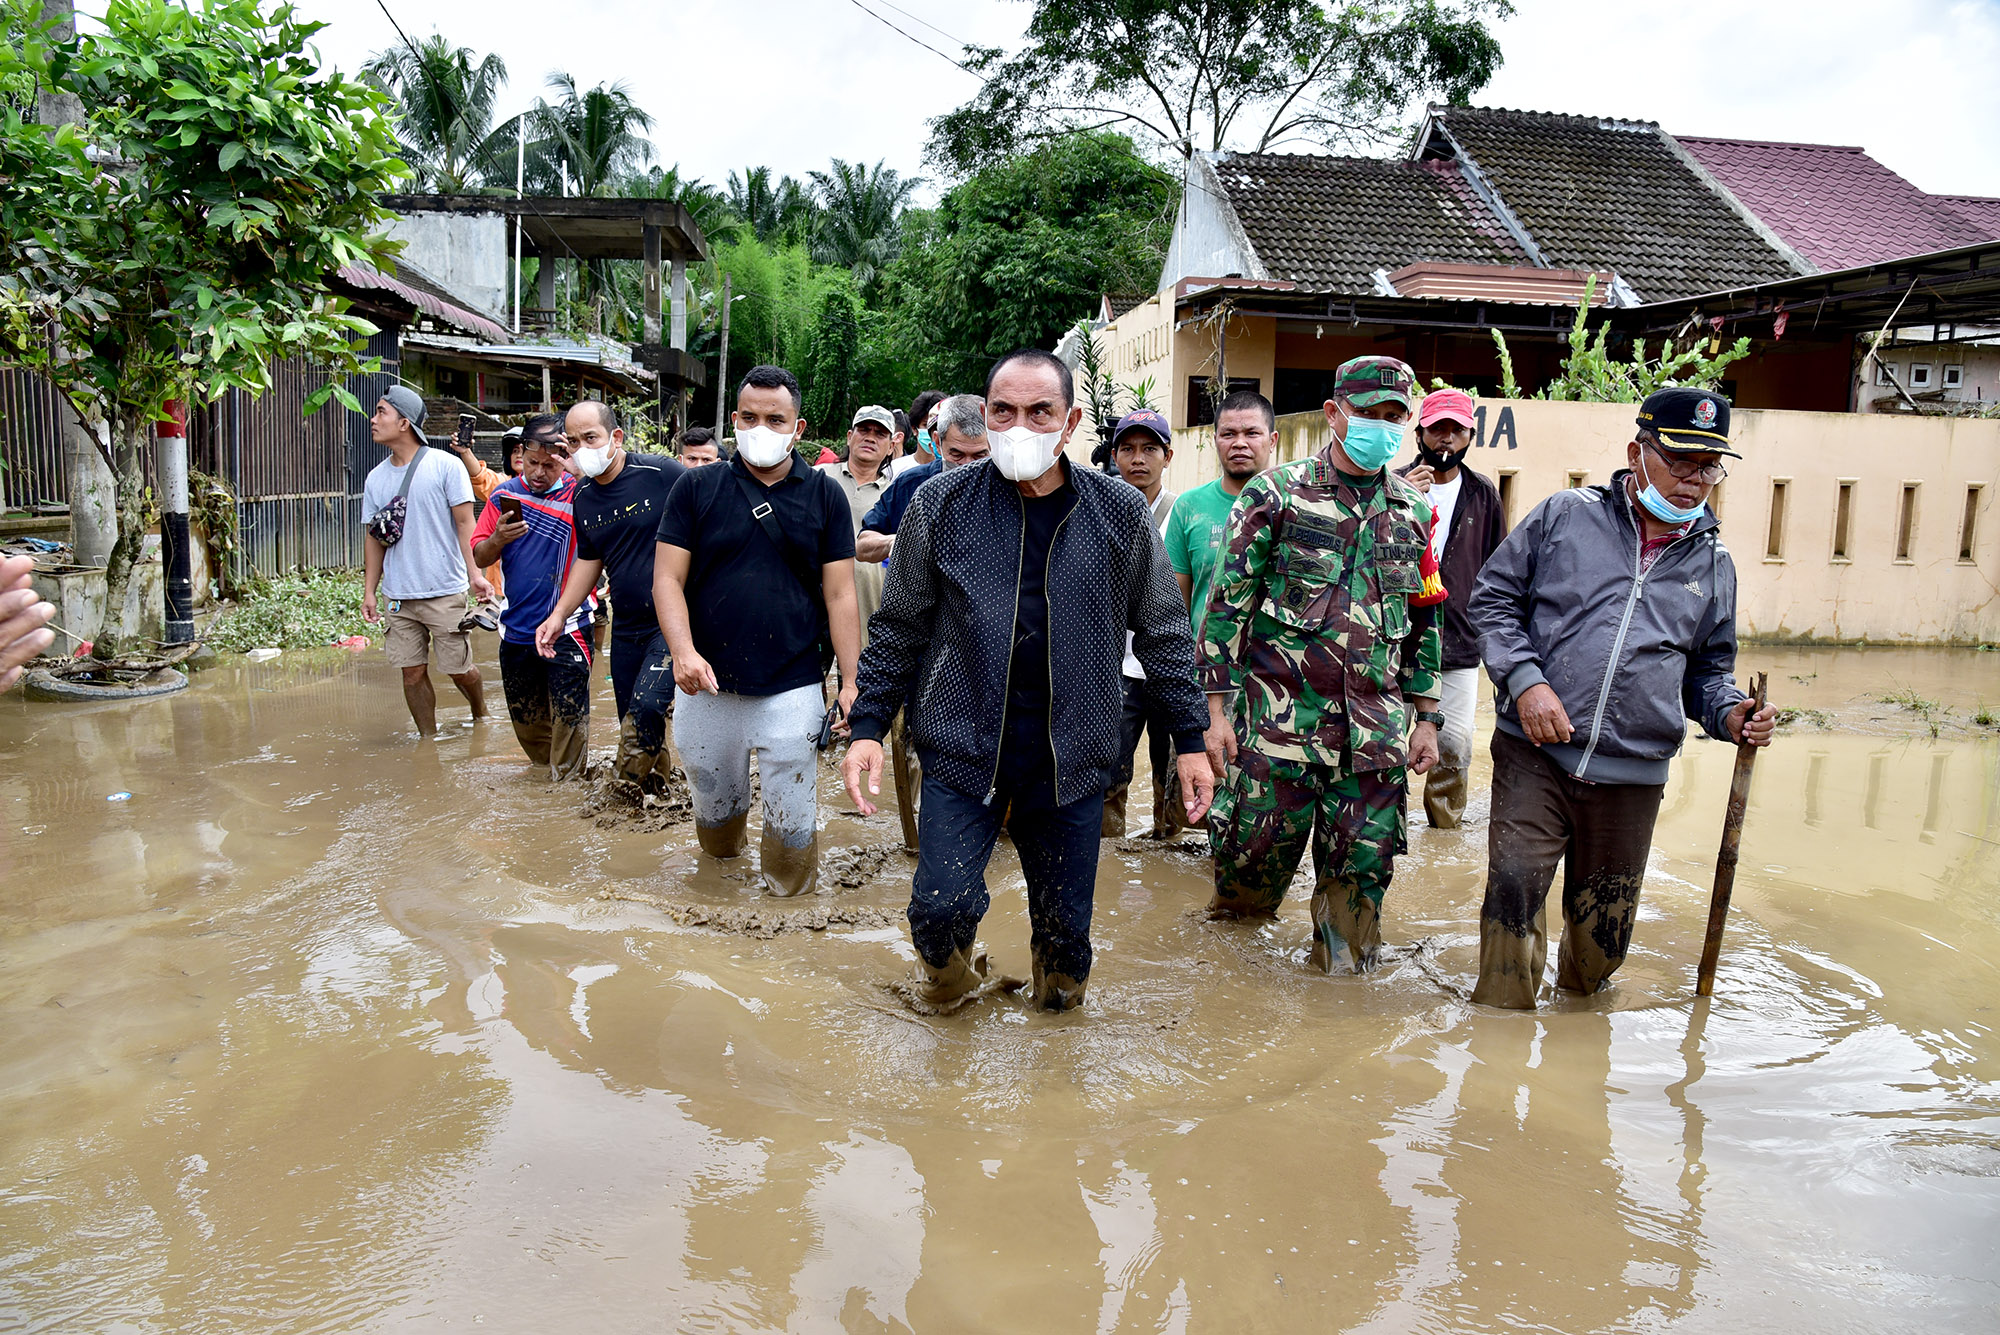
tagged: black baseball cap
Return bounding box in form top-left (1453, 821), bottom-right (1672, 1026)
top-left (1636, 387), bottom-right (1739, 457)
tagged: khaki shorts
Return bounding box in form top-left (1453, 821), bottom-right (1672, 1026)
top-left (384, 594), bottom-right (474, 674)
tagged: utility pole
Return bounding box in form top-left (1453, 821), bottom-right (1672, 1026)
top-left (511, 117), bottom-right (524, 333)
top-left (715, 275), bottom-right (732, 431)
top-left (157, 401), bottom-right (193, 644)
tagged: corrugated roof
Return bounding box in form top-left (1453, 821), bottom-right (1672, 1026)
top-left (333, 263), bottom-right (512, 343)
top-left (1677, 136), bottom-right (1988, 271)
top-left (1208, 152), bottom-right (1527, 295)
top-left (1430, 108), bottom-right (1799, 301)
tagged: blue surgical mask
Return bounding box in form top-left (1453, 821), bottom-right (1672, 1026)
top-left (1636, 453), bottom-right (1707, 524)
top-left (1337, 408), bottom-right (1406, 472)
top-left (917, 428), bottom-right (933, 451)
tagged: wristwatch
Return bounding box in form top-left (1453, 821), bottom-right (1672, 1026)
top-left (1412, 710), bottom-right (1446, 728)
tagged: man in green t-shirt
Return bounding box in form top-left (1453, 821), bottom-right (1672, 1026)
top-left (1165, 388), bottom-right (1278, 638)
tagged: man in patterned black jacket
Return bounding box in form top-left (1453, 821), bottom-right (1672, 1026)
top-left (843, 349), bottom-right (1214, 1013)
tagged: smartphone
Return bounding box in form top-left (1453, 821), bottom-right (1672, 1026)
top-left (496, 494), bottom-right (524, 521)
top-left (455, 412), bottom-right (476, 450)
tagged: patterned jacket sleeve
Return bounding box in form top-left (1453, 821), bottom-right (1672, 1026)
top-left (1198, 473), bottom-right (1281, 695)
top-left (848, 489), bottom-right (939, 744)
top-left (1400, 618), bottom-right (1443, 701)
top-left (1129, 519), bottom-right (1212, 750)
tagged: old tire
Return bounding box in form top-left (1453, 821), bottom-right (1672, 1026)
top-left (21, 666), bottom-right (189, 702)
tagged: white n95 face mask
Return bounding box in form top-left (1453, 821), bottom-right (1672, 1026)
top-left (569, 445), bottom-right (612, 478)
top-left (989, 424), bottom-right (1062, 481)
top-left (735, 424), bottom-right (795, 468)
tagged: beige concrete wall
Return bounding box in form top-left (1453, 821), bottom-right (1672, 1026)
top-left (1170, 311), bottom-right (1276, 428)
top-left (1102, 292), bottom-right (1174, 415)
top-left (1164, 400), bottom-right (2000, 645)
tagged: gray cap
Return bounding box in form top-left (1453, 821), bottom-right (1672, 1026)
top-left (851, 404), bottom-right (896, 432)
top-left (381, 384), bottom-right (426, 431)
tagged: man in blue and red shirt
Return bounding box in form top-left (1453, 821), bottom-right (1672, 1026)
top-left (472, 415), bottom-right (597, 779)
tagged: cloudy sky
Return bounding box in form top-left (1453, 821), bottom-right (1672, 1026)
top-left (274, 0), bottom-right (2000, 198)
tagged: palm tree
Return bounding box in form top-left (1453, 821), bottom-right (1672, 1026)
top-left (808, 158), bottom-right (921, 296)
top-left (361, 37), bottom-right (512, 192)
top-left (526, 73), bottom-right (654, 197)
top-left (725, 166), bottom-right (818, 247)
top-left (618, 164), bottom-right (737, 245)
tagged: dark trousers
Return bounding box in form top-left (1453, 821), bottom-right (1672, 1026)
top-left (1104, 674), bottom-right (1180, 838)
top-left (1471, 729), bottom-right (1666, 1009)
top-left (498, 638), bottom-right (590, 780)
top-left (616, 628), bottom-right (675, 784)
top-left (907, 711), bottom-right (1105, 988)
top-left (608, 623), bottom-right (658, 719)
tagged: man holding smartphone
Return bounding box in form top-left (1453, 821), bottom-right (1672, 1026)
top-left (473, 416), bottom-right (595, 779)
top-left (534, 402), bottom-right (688, 783)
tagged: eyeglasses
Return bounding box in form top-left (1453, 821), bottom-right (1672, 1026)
top-left (1646, 440), bottom-right (1727, 483)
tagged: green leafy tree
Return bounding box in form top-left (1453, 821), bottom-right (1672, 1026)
top-left (883, 132), bottom-right (1174, 387)
top-left (803, 284), bottom-right (862, 435)
top-left (726, 166), bottom-right (819, 247)
top-left (0, 0), bottom-right (403, 651)
top-left (929, 0), bottom-right (1509, 174)
top-left (524, 73), bottom-right (654, 197)
top-left (1493, 279), bottom-right (1753, 403)
top-left (360, 35), bottom-right (511, 192)
top-left (808, 158), bottom-right (921, 298)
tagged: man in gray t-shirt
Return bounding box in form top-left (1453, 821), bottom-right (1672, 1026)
top-left (361, 386), bottom-right (492, 736)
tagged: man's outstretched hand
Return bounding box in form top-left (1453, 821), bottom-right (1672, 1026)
top-left (844, 738), bottom-right (885, 815)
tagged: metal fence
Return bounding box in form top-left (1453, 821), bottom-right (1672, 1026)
top-left (2, 328), bottom-right (399, 580)
top-left (0, 369), bottom-right (73, 512)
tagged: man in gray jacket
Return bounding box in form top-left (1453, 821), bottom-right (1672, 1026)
top-left (1468, 387), bottom-right (1775, 1008)
top-left (843, 350), bottom-right (1214, 1013)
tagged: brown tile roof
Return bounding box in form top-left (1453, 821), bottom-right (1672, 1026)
top-left (1429, 107), bottom-right (1800, 301)
top-left (1209, 152), bottom-right (1528, 295)
top-left (1938, 195), bottom-right (2000, 242)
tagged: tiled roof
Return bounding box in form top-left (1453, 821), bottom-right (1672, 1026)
top-left (1937, 195), bottom-right (2000, 242)
top-left (333, 262), bottom-right (512, 343)
top-left (1209, 152), bottom-right (1527, 295)
top-left (1429, 108), bottom-right (1799, 301)
top-left (1677, 137), bottom-right (1988, 271)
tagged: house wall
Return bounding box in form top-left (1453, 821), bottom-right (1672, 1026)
top-left (1172, 311), bottom-right (1275, 425)
top-left (1100, 291), bottom-right (1176, 417)
top-left (1863, 343), bottom-right (2000, 413)
top-left (1164, 400), bottom-right (2000, 644)
top-left (382, 212), bottom-right (510, 322)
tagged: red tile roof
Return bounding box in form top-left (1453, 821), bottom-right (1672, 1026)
top-left (1937, 195), bottom-right (2000, 241)
top-left (1677, 137), bottom-right (1987, 271)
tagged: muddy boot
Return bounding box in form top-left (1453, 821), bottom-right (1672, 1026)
top-left (1423, 763), bottom-right (1468, 830)
top-left (1101, 782), bottom-right (1130, 838)
top-left (900, 947), bottom-right (992, 1014)
top-left (695, 809), bottom-right (750, 859)
top-left (1149, 768), bottom-right (1186, 840)
top-left (1471, 910), bottom-right (1547, 1009)
top-left (890, 722), bottom-right (922, 855)
top-left (1308, 879), bottom-right (1383, 974)
top-left (760, 828), bottom-right (819, 898)
top-left (1029, 956), bottom-right (1088, 1012)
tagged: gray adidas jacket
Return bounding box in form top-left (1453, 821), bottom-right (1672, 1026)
top-left (849, 456), bottom-right (1208, 806)
top-left (1469, 470), bottom-right (1747, 785)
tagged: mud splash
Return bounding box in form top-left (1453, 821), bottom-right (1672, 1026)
top-left (1, 641), bottom-right (1996, 1332)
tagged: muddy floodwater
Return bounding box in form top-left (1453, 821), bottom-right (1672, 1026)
top-left (2, 643), bottom-right (1997, 1332)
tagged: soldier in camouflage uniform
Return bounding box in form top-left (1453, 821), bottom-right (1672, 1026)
top-left (1199, 356), bottom-right (1444, 972)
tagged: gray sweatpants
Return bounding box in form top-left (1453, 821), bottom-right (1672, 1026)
top-left (672, 682), bottom-right (824, 897)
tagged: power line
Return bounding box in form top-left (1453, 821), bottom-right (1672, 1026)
top-left (837, 0), bottom-right (977, 75)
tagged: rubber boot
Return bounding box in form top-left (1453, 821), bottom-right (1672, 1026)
top-left (1308, 879), bottom-right (1383, 974)
top-left (1471, 910), bottom-right (1546, 1009)
top-left (905, 947), bottom-right (992, 1014)
top-left (615, 712), bottom-right (671, 789)
top-left (890, 715), bottom-right (921, 856)
top-left (1101, 782), bottom-right (1130, 838)
top-left (695, 809), bottom-right (750, 858)
top-left (1423, 763), bottom-right (1468, 829)
top-left (1029, 955), bottom-right (1088, 1012)
top-left (760, 827), bottom-right (819, 898)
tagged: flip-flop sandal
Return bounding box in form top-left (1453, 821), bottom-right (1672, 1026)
top-left (458, 607), bottom-right (499, 633)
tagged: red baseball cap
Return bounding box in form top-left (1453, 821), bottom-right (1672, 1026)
top-left (1418, 389), bottom-right (1476, 429)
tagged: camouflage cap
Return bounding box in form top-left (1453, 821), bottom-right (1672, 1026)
top-left (1334, 356), bottom-right (1416, 409)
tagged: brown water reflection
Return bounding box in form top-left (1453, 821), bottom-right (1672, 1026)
top-left (1, 644), bottom-right (1996, 1331)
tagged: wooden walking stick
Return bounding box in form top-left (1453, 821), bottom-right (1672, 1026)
top-left (1696, 672), bottom-right (1768, 996)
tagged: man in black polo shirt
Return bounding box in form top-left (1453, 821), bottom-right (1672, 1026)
top-left (655, 364), bottom-right (861, 897)
top-left (533, 401), bottom-right (687, 782)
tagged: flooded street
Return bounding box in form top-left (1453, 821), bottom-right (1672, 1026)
top-left (2, 644), bottom-right (1997, 1332)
